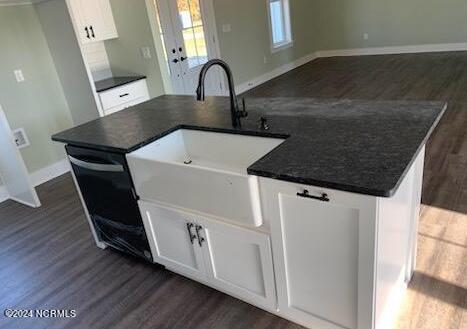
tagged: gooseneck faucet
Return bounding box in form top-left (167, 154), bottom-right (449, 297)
top-left (196, 59), bottom-right (248, 128)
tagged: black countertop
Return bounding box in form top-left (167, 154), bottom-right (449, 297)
top-left (95, 76), bottom-right (146, 93)
top-left (52, 96), bottom-right (446, 197)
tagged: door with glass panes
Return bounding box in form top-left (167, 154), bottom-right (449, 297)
top-left (154, 0), bottom-right (223, 95)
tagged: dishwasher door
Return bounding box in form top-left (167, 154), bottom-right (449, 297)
top-left (66, 145), bottom-right (152, 262)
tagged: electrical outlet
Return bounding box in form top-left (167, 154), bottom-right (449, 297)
top-left (363, 33), bottom-right (369, 40)
top-left (141, 47), bottom-right (152, 59)
top-left (14, 69), bottom-right (25, 83)
top-left (222, 24), bottom-right (231, 33)
top-left (12, 128), bottom-right (30, 149)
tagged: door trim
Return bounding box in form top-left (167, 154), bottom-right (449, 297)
top-left (146, 0), bottom-right (224, 94)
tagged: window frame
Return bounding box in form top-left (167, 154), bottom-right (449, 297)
top-left (266, 0), bottom-right (293, 53)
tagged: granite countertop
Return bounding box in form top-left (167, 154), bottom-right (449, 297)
top-left (52, 96), bottom-right (446, 197)
top-left (94, 76), bottom-right (146, 93)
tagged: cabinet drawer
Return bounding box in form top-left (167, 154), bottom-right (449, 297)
top-left (102, 96), bottom-right (150, 116)
top-left (99, 79), bottom-right (149, 110)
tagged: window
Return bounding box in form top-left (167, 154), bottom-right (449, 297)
top-left (268, 0), bottom-right (292, 51)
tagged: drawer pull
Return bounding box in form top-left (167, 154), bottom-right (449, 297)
top-left (119, 93), bottom-right (130, 98)
top-left (297, 190), bottom-right (330, 202)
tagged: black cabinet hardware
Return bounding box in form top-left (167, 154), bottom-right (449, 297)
top-left (297, 190), bottom-right (330, 202)
top-left (85, 27), bottom-right (90, 39)
top-left (172, 48), bottom-right (176, 54)
top-left (195, 225), bottom-right (205, 247)
top-left (119, 93), bottom-right (130, 98)
top-left (179, 47), bottom-right (183, 52)
top-left (180, 56), bottom-right (187, 61)
top-left (90, 26), bottom-right (95, 38)
top-left (172, 58), bottom-right (179, 63)
top-left (186, 223), bottom-right (197, 244)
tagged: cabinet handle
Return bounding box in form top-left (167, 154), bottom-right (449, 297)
top-left (119, 93), bottom-right (130, 98)
top-left (172, 58), bottom-right (179, 63)
top-left (90, 25), bottom-right (95, 38)
top-left (180, 56), bottom-right (187, 62)
top-left (296, 190), bottom-right (330, 202)
top-left (85, 27), bottom-right (90, 39)
top-left (195, 225), bottom-right (205, 247)
top-left (186, 223), bottom-right (197, 245)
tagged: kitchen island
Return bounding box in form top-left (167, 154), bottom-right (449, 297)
top-left (52, 96), bottom-right (446, 329)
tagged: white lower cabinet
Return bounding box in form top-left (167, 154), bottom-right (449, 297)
top-left (259, 178), bottom-right (378, 329)
top-left (139, 202), bottom-right (206, 281)
top-left (138, 201), bottom-right (277, 310)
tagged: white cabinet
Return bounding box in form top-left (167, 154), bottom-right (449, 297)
top-left (198, 215), bottom-right (276, 310)
top-left (68, 0), bottom-right (118, 44)
top-left (260, 178), bottom-right (378, 329)
top-left (138, 201), bottom-right (276, 310)
top-left (139, 202), bottom-right (206, 281)
top-left (99, 79), bottom-right (150, 116)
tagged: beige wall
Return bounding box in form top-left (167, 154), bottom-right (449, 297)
top-left (105, 0), bottom-right (166, 98)
top-left (212, 0), bottom-right (317, 85)
top-left (35, 0), bottom-right (101, 126)
top-left (313, 0), bottom-right (467, 50)
top-left (0, 5), bottom-right (73, 173)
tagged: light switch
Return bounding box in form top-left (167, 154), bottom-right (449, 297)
top-left (222, 24), bottom-right (231, 33)
top-left (14, 69), bottom-right (25, 82)
top-left (141, 47), bottom-right (152, 59)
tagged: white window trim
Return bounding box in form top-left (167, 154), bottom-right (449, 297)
top-left (267, 0), bottom-right (293, 53)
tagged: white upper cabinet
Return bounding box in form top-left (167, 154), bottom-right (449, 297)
top-left (68, 0), bottom-right (118, 44)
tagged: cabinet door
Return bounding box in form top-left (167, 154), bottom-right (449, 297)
top-left (68, 0), bottom-right (117, 44)
top-left (92, 0), bottom-right (118, 41)
top-left (138, 201), bottom-right (206, 281)
top-left (197, 217), bottom-right (276, 311)
top-left (68, 0), bottom-right (92, 44)
top-left (260, 178), bottom-right (377, 329)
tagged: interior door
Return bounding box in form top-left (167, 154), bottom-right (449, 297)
top-left (0, 106), bottom-right (40, 208)
top-left (139, 201), bottom-right (206, 281)
top-left (197, 216), bottom-right (276, 310)
top-left (156, 0), bottom-right (223, 95)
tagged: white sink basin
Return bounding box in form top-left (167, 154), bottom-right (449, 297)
top-left (127, 129), bottom-right (285, 227)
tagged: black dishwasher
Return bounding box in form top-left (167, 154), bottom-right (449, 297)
top-left (66, 145), bottom-right (152, 262)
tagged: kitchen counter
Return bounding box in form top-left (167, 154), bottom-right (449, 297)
top-left (94, 75), bottom-right (146, 93)
top-left (52, 95), bottom-right (446, 197)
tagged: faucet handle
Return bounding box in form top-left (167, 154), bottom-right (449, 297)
top-left (259, 116), bottom-right (269, 130)
top-left (239, 98), bottom-right (248, 118)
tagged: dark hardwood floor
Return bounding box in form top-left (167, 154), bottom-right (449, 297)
top-left (1, 52), bottom-right (466, 329)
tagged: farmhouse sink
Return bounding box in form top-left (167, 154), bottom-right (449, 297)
top-left (127, 129), bottom-right (285, 227)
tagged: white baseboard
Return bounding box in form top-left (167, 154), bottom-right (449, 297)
top-left (0, 186), bottom-right (8, 203)
top-left (236, 52), bottom-right (318, 94)
top-left (0, 159), bottom-right (70, 204)
top-left (235, 41), bottom-right (467, 96)
top-left (30, 159), bottom-right (71, 187)
top-left (316, 42), bottom-right (467, 58)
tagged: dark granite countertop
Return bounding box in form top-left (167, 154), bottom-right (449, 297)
top-left (52, 96), bottom-right (446, 197)
top-left (95, 76), bottom-right (146, 93)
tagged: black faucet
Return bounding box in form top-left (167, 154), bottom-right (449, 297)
top-left (196, 59), bottom-right (248, 128)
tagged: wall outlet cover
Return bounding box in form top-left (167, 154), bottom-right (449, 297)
top-left (141, 47), bottom-right (152, 59)
top-left (14, 69), bottom-right (25, 83)
top-left (12, 128), bottom-right (30, 149)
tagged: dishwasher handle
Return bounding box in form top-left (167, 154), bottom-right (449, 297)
top-left (69, 156), bottom-right (124, 172)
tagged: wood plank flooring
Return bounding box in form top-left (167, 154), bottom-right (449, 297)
top-left (1, 52), bottom-right (466, 329)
